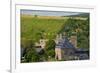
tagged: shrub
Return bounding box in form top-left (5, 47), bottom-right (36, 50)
top-left (24, 48), bottom-right (40, 62)
top-left (45, 39), bottom-right (56, 58)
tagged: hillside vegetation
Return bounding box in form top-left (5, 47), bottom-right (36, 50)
top-left (21, 15), bottom-right (66, 41)
top-left (21, 15), bottom-right (89, 49)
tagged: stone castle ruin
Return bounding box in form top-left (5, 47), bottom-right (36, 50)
top-left (21, 32), bottom-right (88, 61)
top-left (55, 33), bottom-right (77, 60)
top-left (34, 33), bottom-right (77, 60)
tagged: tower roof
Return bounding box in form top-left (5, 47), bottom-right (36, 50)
top-left (55, 35), bottom-right (75, 49)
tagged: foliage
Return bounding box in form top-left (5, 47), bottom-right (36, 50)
top-left (24, 48), bottom-right (40, 62)
top-left (21, 15), bottom-right (90, 62)
top-left (21, 16), bottom-right (66, 41)
top-left (45, 39), bottom-right (56, 58)
top-left (59, 18), bottom-right (89, 49)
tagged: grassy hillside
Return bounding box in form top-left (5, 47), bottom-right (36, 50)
top-left (21, 15), bottom-right (67, 42)
top-left (21, 14), bottom-right (89, 49)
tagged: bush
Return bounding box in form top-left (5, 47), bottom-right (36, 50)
top-left (24, 48), bottom-right (40, 62)
top-left (45, 39), bottom-right (56, 58)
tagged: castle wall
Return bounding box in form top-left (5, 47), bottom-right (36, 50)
top-left (70, 36), bottom-right (77, 48)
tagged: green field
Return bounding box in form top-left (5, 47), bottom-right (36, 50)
top-left (21, 15), bottom-right (89, 49)
top-left (21, 15), bottom-right (67, 41)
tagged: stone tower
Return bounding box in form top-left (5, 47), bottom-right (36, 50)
top-left (70, 36), bottom-right (77, 48)
top-left (55, 34), bottom-right (63, 60)
top-left (55, 33), bottom-right (76, 60)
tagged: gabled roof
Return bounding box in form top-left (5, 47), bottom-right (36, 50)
top-left (55, 37), bottom-right (75, 49)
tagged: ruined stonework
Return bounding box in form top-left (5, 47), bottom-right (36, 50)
top-left (55, 34), bottom-right (77, 60)
top-left (70, 36), bottom-right (77, 48)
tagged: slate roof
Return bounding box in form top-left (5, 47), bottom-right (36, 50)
top-left (55, 36), bottom-right (75, 49)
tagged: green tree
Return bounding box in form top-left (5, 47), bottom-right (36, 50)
top-left (24, 48), bottom-right (40, 62)
top-left (45, 39), bottom-right (56, 59)
top-left (60, 18), bottom-right (89, 49)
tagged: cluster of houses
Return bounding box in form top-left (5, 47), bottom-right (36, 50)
top-left (33, 33), bottom-right (89, 61)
